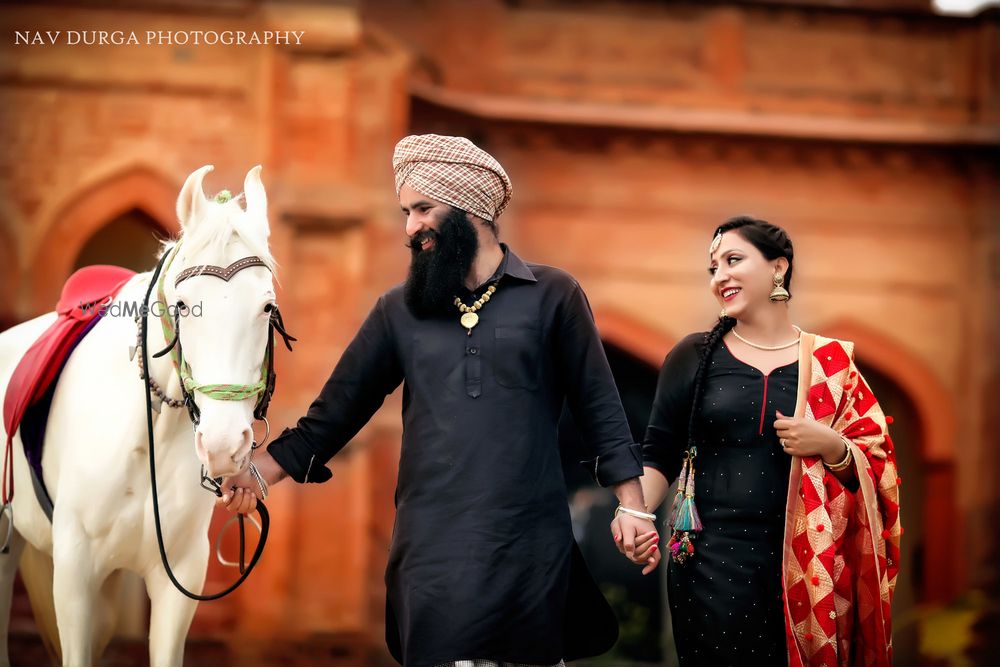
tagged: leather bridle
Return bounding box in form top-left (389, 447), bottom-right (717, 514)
top-left (140, 242), bottom-right (295, 600)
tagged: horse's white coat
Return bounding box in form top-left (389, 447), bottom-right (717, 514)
top-left (0, 165), bottom-right (276, 666)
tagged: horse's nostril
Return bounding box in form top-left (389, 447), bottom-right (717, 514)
top-left (233, 427), bottom-right (254, 463)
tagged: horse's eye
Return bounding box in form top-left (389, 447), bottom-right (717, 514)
top-left (264, 303), bottom-right (274, 314)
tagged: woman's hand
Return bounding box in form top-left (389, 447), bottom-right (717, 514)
top-left (610, 513), bottom-right (661, 575)
top-left (774, 410), bottom-right (846, 463)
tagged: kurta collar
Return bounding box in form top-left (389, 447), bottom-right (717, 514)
top-left (495, 243), bottom-right (537, 284)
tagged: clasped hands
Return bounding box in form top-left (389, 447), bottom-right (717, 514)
top-left (610, 510), bottom-right (661, 575)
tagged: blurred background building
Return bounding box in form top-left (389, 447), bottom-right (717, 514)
top-left (1, 0), bottom-right (998, 665)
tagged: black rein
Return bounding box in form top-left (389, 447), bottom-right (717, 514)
top-left (140, 249), bottom-right (273, 601)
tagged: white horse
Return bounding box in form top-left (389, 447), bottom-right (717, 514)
top-left (0, 165), bottom-right (279, 666)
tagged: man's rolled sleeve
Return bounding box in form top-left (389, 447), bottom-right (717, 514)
top-left (267, 428), bottom-right (334, 484)
top-left (582, 442), bottom-right (644, 488)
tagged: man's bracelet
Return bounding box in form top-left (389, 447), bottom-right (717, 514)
top-left (615, 505), bottom-right (657, 522)
top-left (248, 461), bottom-right (269, 500)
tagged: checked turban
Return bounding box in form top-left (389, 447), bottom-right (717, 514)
top-left (392, 134), bottom-right (513, 222)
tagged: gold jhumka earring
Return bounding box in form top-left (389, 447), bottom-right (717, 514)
top-left (769, 273), bottom-right (790, 302)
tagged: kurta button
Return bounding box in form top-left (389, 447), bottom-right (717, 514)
top-left (469, 347), bottom-right (478, 355)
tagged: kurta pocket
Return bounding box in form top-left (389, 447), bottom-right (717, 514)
top-left (410, 330), bottom-right (464, 399)
top-left (494, 326), bottom-right (540, 390)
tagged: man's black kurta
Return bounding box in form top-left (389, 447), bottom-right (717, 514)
top-left (268, 247), bottom-right (643, 667)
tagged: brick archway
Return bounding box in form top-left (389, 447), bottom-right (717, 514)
top-left (594, 306), bottom-right (677, 369)
top-left (0, 197), bottom-right (25, 325)
top-left (821, 319), bottom-right (958, 603)
top-left (28, 165), bottom-right (179, 314)
top-left (0, 225), bottom-right (17, 330)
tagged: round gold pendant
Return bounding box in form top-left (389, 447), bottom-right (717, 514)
top-left (460, 312), bottom-right (479, 330)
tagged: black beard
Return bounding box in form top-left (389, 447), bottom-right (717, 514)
top-left (404, 207), bottom-right (479, 318)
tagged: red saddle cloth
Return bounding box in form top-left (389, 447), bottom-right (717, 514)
top-left (3, 265), bottom-right (135, 505)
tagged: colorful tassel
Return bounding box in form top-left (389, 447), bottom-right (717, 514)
top-left (667, 452), bottom-right (689, 527)
top-left (668, 447), bottom-right (703, 565)
top-left (673, 453), bottom-right (703, 532)
top-left (667, 531), bottom-right (696, 565)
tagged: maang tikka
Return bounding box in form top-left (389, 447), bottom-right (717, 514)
top-left (709, 232), bottom-right (723, 256)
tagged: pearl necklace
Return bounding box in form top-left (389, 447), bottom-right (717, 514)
top-left (731, 325), bottom-right (802, 351)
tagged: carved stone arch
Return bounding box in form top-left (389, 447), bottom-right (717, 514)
top-left (0, 224), bottom-right (18, 330)
top-left (28, 165), bottom-right (179, 313)
top-left (0, 195), bottom-right (28, 325)
top-left (0, 196), bottom-right (18, 240)
top-left (593, 306), bottom-right (678, 369)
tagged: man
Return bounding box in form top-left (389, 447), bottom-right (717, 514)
top-left (223, 134), bottom-right (657, 667)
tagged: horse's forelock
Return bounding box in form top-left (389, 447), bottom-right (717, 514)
top-left (162, 198), bottom-right (277, 277)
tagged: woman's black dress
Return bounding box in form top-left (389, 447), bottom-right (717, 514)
top-left (643, 333), bottom-right (797, 666)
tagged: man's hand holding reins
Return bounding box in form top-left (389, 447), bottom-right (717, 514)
top-left (218, 451), bottom-right (287, 514)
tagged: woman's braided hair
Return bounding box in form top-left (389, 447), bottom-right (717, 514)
top-left (685, 216), bottom-right (795, 452)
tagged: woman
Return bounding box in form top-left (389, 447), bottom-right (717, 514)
top-left (614, 216), bottom-right (901, 666)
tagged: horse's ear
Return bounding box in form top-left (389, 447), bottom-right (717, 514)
top-left (243, 165), bottom-right (269, 238)
top-left (177, 165), bottom-right (214, 232)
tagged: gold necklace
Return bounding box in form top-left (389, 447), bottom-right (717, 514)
top-left (454, 283), bottom-right (498, 335)
top-left (731, 325), bottom-right (802, 351)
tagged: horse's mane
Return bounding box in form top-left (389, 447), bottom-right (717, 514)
top-left (158, 194), bottom-right (277, 277)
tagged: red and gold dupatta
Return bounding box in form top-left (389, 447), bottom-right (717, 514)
top-left (783, 333), bottom-right (902, 667)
